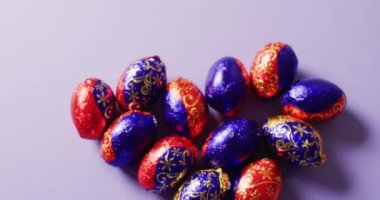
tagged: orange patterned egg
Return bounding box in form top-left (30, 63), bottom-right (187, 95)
top-left (233, 158), bottom-right (283, 200)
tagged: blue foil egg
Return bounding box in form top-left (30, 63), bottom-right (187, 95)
top-left (202, 118), bottom-right (262, 168)
top-left (174, 168), bottom-right (231, 200)
top-left (263, 115), bottom-right (327, 167)
top-left (282, 78), bottom-right (347, 121)
top-left (205, 57), bottom-right (249, 117)
top-left (100, 111), bottom-right (157, 167)
top-left (116, 56), bottom-right (167, 111)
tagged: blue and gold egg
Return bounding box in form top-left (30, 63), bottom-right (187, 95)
top-left (100, 111), bottom-right (157, 167)
top-left (174, 168), bottom-right (231, 200)
top-left (205, 56), bottom-right (250, 117)
top-left (202, 118), bottom-right (262, 168)
top-left (116, 55), bottom-right (167, 111)
top-left (138, 135), bottom-right (198, 193)
top-left (282, 78), bottom-right (347, 121)
top-left (263, 115), bottom-right (327, 167)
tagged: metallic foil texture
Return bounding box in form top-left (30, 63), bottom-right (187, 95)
top-left (116, 55), bottom-right (167, 111)
top-left (137, 135), bottom-right (198, 193)
top-left (71, 78), bottom-right (116, 139)
top-left (163, 77), bottom-right (208, 139)
top-left (205, 56), bottom-right (249, 117)
top-left (174, 168), bottom-right (231, 200)
top-left (100, 110), bottom-right (157, 167)
top-left (250, 42), bottom-right (298, 98)
top-left (233, 158), bottom-right (283, 200)
top-left (202, 118), bottom-right (262, 169)
top-left (282, 78), bottom-right (347, 121)
top-left (263, 115), bottom-right (327, 167)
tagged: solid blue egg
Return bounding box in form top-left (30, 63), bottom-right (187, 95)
top-left (201, 118), bottom-right (262, 168)
top-left (205, 57), bottom-right (250, 117)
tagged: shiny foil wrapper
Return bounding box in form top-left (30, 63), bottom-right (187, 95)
top-left (116, 55), bottom-right (167, 111)
top-left (71, 78), bottom-right (116, 139)
top-left (250, 42), bottom-right (298, 98)
top-left (100, 111), bottom-right (157, 167)
top-left (137, 135), bottom-right (198, 193)
top-left (174, 168), bottom-right (231, 200)
top-left (205, 56), bottom-right (249, 117)
top-left (233, 158), bottom-right (283, 200)
top-left (163, 77), bottom-right (208, 139)
top-left (282, 78), bottom-right (347, 121)
top-left (263, 115), bottom-right (327, 167)
top-left (202, 118), bottom-right (262, 169)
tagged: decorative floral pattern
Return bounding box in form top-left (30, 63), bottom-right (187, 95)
top-left (174, 168), bottom-right (230, 200)
top-left (116, 55), bottom-right (166, 111)
top-left (263, 115), bottom-right (327, 167)
top-left (235, 158), bottom-right (283, 200)
top-left (93, 80), bottom-right (115, 119)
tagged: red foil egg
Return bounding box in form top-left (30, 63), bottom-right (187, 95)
top-left (162, 78), bottom-right (208, 139)
top-left (138, 135), bottom-right (198, 193)
top-left (71, 78), bottom-right (116, 139)
top-left (250, 42), bottom-right (298, 98)
top-left (234, 158), bottom-right (283, 200)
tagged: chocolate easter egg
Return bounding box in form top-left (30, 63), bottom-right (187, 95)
top-left (116, 55), bottom-right (167, 111)
top-left (250, 42), bottom-right (298, 98)
top-left (163, 77), bottom-right (208, 139)
top-left (100, 111), bottom-right (157, 167)
top-left (71, 78), bottom-right (116, 139)
top-left (174, 168), bottom-right (231, 200)
top-left (202, 118), bottom-right (262, 168)
top-left (138, 135), bottom-right (198, 193)
top-left (205, 56), bottom-right (249, 117)
top-left (282, 78), bottom-right (347, 121)
top-left (263, 115), bottom-right (327, 167)
top-left (233, 158), bottom-right (283, 200)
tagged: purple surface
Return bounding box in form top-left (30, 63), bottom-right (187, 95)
top-left (0, 1), bottom-right (379, 200)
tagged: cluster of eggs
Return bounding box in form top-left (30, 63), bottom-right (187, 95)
top-left (71, 42), bottom-right (346, 200)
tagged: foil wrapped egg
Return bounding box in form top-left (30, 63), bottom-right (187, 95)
top-left (282, 78), bottom-right (347, 121)
top-left (100, 111), bottom-right (157, 167)
top-left (202, 118), bottom-right (262, 168)
top-left (250, 42), bottom-right (298, 98)
top-left (233, 158), bottom-right (283, 200)
top-left (174, 168), bottom-right (231, 200)
top-left (163, 77), bottom-right (208, 139)
top-left (138, 135), bottom-right (198, 193)
top-left (71, 78), bottom-right (116, 139)
top-left (263, 115), bottom-right (327, 167)
top-left (116, 55), bottom-right (167, 111)
top-left (205, 56), bottom-right (250, 117)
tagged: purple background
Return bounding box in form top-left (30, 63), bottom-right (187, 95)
top-left (1, 1), bottom-right (379, 199)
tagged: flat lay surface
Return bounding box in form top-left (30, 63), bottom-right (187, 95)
top-left (0, 1), bottom-right (379, 199)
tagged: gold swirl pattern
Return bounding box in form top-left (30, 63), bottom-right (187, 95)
top-left (283, 95), bottom-right (347, 121)
top-left (175, 168), bottom-right (230, 200)
top-left (119, 56), bottom-right (166, 110)
top-left (167, 78), bottom-right (208, 138)
top-left (251, 42), bottom-right (285, 98)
